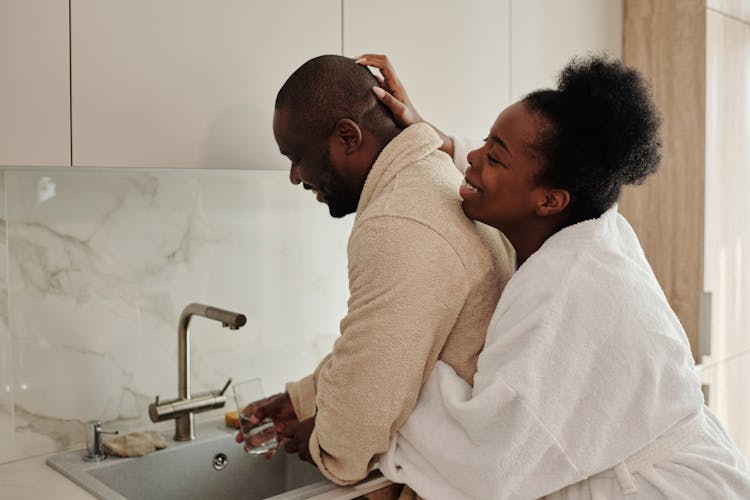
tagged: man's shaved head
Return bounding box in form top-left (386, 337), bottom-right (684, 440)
top-left (275, 55), bottom-right (397, 141)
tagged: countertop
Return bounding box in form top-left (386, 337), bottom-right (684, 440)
top-left (0, 454), bottom-right (97, 500)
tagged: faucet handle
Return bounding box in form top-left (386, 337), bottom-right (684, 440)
top-left (83, 420), bottom-right (119, 462)
top-left (218, 378), bottom-right (232, 396)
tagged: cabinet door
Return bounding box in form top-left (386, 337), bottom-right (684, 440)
top-left (344, 0), bottom-right (511, 142)
top-left (71, 0), bottom-right (341, 168)
top-left (510, 0), bottom-right (623, 101)
top-left (0, 0), bottom-right (71, 167)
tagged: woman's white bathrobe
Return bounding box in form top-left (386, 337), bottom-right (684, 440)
top-left (380, 207), bottom-right (750, 499)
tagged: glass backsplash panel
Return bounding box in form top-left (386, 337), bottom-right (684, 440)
top-left (0, 167), bottom-right (352, 462)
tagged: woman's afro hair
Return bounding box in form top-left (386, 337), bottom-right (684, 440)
top-left (524, 55), bottom-right (662, 223)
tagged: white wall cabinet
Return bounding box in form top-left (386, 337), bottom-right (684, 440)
top-left (2, 1), bottom-right (623, 169)
top-left (344, 0), bottom-right (621, 144)
top-left (510, 0), bottom-right (622, 101)
top-left (0, 0), bottom-right (71, 167)
top-left (343, 0), bottom-right (511, 143)
top-left (70, 0), bottom-right (341, 169)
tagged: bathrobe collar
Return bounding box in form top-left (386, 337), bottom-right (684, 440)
top-left (356, 123), bottom-right (442, 217)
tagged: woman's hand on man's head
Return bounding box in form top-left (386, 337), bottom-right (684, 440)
top-left (355, 53), bottom-right (455, 158)
top-left (355, 54), bottom-right (423, 128)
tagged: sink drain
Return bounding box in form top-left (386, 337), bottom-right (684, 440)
top-left (212, 453), bottom-right (228, 471)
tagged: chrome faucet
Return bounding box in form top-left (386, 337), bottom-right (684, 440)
top-left (148, 303), bottom-right (246, 441)
top-left (83, 420), bottom-right (119, 462)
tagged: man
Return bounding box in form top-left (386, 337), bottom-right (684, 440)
top-left (237, 54), bottom-right (514, 489)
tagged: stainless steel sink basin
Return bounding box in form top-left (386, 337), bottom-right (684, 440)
top-left (46, 420), bottom-right (339, 500)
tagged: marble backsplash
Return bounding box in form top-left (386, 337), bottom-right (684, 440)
top-left (0, 167), bottom-right (352, 464)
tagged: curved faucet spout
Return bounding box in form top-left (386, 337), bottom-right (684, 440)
top-left (172, 303), bottom-right (246, 440)
top-left (180, 303), bottom-right (247, 332)
top-left (178, 303), bottom-right (246, 399)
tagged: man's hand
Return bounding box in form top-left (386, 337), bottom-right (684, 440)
top-left (281, 416), bottom-right (316, 465)
top-left (234, 392), bottom-right (299, 458)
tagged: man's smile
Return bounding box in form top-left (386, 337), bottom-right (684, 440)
top-left (302, 183), bottom-right (326, 203)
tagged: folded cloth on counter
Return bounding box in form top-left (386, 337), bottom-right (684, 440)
top-left (103, 431), bottom-right (167, 457)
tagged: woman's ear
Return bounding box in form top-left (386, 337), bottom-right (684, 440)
top-left (536, 188), bottom-right (570, 216)
top-left (333, 118), bottom-right (363, 154)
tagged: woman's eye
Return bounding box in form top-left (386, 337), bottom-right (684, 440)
top-left (487, 153), bottom-right (507, 168)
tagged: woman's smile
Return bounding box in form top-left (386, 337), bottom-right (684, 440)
top-left (459, 176), bottom-right (481, 199)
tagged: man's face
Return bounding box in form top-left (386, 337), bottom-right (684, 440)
top-left (273, 108), bottom-right (358, 218)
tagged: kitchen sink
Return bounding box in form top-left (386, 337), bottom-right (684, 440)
top-left (46, 420), bottom-right (341, 500)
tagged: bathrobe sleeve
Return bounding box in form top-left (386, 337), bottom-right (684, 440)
top-left (308, 215), bottom-right (471, 485)
top-left (379, 259), bottom-right (588, 499)
top-left (378, 257), bottom-right (596, 499)
top-left (379, 361), bottom-right (584, 500)
top-left (285, 353), bottom-right (331, 421)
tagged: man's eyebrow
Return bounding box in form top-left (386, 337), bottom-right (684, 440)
top-left (490, 135), bottom-right (513, 157)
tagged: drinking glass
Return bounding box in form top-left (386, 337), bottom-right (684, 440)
top-left (232, 378), bottom-right (278, 455)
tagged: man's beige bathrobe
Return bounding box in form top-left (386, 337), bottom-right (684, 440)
top-left (285, 123), bottom-right (514, 487)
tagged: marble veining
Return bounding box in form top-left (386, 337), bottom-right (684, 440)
top-left (0, 168), bottom-right (351, 463)
top-left (0, 172), bottom-right (13, 463)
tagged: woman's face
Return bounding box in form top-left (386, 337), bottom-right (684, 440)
top-left (459, 101), bottom-right (549, 233)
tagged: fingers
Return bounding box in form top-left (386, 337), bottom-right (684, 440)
top-left (357, 54), bottom-right (425, 129)
top-left (355, 54), bottom-right (404, 99)
top-left (243, 392), bottom-right (292, 425)
top-left (284, 436), bottom-right (300, 454)
top-left (282, 433), bottom-right (312, 464)
top-left (354, 54), bottom-right (391, 70)
top-left (298, 440), bottom-right (313, 464)
top-left (372, 86), bottom-right (408, 116)
top-left (240, 398), bottom-right (267, 426)
top-left (278, 420), bottom-right (298, 439)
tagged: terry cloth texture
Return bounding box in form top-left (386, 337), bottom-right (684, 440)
top-left (103, 431), bottom-right (167, 457)
top-left (380, 207), bottom-right (750, 499)
top-left (285, 123), bottom-right (514, 486)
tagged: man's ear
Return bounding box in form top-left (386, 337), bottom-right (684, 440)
top-left (333, 118), bottom-right (363, 154)
top-left (536, 188), bottom-right (570, 216)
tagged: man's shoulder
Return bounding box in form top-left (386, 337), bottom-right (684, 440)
top-left (359, 150), bottom-right (467, 227)
top-left (353, 160), bottom-right (508, 266)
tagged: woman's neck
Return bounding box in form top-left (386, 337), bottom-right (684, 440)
top-left (506, 218), bottom-right (567, 268)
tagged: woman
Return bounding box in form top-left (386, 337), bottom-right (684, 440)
top-left (357, 54), bottom-right (750, 499)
